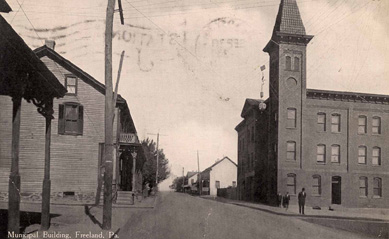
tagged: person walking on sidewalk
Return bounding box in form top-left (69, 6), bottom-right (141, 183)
top-left (283, 192), bottom-right (290, 211)
top-left (298, 188), bottom-right (306, 214)
top-left (277, 192), bottom-right (283, 207)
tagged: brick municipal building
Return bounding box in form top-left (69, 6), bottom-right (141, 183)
top-left (236, 0), bottom-right (388, 208)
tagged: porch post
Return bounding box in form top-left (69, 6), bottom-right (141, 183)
top-left (41, 99), bottom-right (53, 230)
top-left (8, 95), bottom-right (22, 234)
top-left (132, 154), bottom-right (136, 193)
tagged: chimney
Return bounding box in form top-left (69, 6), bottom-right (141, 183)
top-left (45, 40), bottom-right (56, 50)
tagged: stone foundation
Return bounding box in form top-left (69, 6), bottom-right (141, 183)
top-left (0, 191), bottom-right (96, 204)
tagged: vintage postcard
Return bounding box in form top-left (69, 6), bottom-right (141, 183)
top-left (0, 0), bottom-right (388, 238)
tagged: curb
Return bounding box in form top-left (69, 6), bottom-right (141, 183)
top-left (201, 197), bottom-right (389, 222)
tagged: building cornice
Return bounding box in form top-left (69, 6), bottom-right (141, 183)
top-left (306, 89), bottom-right (389, 105)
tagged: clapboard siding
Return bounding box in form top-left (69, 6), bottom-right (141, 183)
top-left (0, 55), bottom-right (118, 198)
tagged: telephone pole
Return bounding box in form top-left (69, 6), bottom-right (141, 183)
top-left (147, 132), bottom-right (167, 187)
top-left (102, 0), bottom-right (115, 230)
top-left (197, 150), bottom-right (201, 196)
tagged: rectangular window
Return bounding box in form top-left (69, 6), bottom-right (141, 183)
top-left (359, 177), bottom-right (368, 197)
top-left (317, 145), bottom-right (326, 163)
top-left (65, 76), bottom-right (77, 95)
top-left (215, 181), bottom-right (220, 189)
top-left (287, 174), bottom-right (296, 195)
top-left (331, 114), bottom-right (341, 133)
top-left (58, 103), bottom-right (84, 135)
top-left (286, 141), bottom-right (296, 160)
top-left (373, 178), bottom-right (382, 198)
top-left (372, 117), bottom-right (381, 134)
top-left (331, 145), bottom-right (340, 163)
top-left (358, 146), bottom-right (367, 164)
top-left (287, 108), bottom-right (296, 128)
top-left (317, 113), bottom-right (326, 131)
top-left (358, 116), bottom-right (367, 134)
top-left (372, 147), bottom-right (381, 166)
top-left (312, 176), bottom-right (321, 196)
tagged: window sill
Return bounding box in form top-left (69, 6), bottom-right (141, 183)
top-left (60, 132), bottom-right (83, 136)
top-left (65, 93), bottom-right (77, 96)
top-left (331, 132), bottom-right (342, 134)
top-left (371, 134), bottom-right (381, 136)
top-left (372, 165), bottom-right (381, 167)
top-left (316, 162), bottom-right (326, 165)
top-left (286, 127), bottom-right (297, 130)
top-left (357, 163), bottom-right (367, 166)
top-left (372, 196), bottom-right (382, 199)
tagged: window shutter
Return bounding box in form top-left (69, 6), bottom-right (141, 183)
top-left (58, 104), bottom-right (65, 134)
top-left (78, 105), bottom-right (84, 135)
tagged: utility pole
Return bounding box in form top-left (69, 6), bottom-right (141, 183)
top-left (156, 133), bottom-right (159, 186)
top-left (102, 0), bottom-right (115, 230)
top-left (182, 167), bottom-right (184, 192)
top-left (197, 150), bottom-right (201, 196)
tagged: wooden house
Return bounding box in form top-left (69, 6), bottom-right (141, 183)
top-left (0, 40), bottom-right (145, 205)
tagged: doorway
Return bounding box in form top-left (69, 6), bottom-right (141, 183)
top-left (331, 176), bottom-right (341, 204)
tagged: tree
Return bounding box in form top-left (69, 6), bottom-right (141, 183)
top-left (141, 138), bottom-right (170, 188)
top-left (171, 176), bottom-right (186, 192)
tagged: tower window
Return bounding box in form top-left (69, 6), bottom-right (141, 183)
top-left (294, 57), bottom-right (300, 71)
top-left (286, 141), bottom-right (296, 161)
top-left (287, 108), bottom-right (296, 128)
top-left (317, 144), bottom-right (326, 163)
top-left (286, 56), bottom-right (291, 70)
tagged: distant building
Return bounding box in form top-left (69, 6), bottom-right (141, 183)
top-left (236, 0), bottom-right (388, 208)
top-left (0, 41), bottom-right (145, 204)
top-left (183, 171), bottom-right (198, 193)
top-left (200, 157), bottom-right (237, 196)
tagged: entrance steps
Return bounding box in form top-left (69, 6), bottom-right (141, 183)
top-left (115, 191), bottom-right (135, 205)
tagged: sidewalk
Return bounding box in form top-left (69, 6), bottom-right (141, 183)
top-left (0, 195), bottom-right (158, 239)
top-left (200, 195), bottom-right (389, 221)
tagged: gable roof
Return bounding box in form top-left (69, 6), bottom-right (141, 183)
top-left (33, 45), bottom-right (126, 105)
top-left (186, 171), bottom-right (198, 179)
top-left (0, 0), bottom-right (12, 13)
top-left (240, 98), bottom-right (268, 118)
top-left (0, 16), bottom-right (66, 99)
top-left (202, 156), bottom-right (237, 173)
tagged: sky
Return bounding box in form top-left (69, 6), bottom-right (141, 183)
top-left (3, 0), bottom-right (388, 190)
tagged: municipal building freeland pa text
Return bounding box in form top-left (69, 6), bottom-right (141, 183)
top-left (236, 0), bottom-right (388, 208)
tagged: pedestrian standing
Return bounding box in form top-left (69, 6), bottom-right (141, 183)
top-left (283, 192), bottom-right (290, 211)
top-left (277, 192), bottom-right (283, 207)
top-left (298, 188), bottom-right (306, 214)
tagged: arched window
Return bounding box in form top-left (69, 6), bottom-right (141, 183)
top-left (287, 173), bottom-right (296, 195)
top-left (358, 146), bottom-right (367, 164)
top-left (317, 144), bottom-right (326, 163)
top-left (372, 117), bottom-right (381, 134)
top-left (294, 57), bottom-right (300, 71)
top-left (331, 145), bottom-right (340, 163)
top-left (287, 108), bottom-right (296, 128)
top-left (317, 113), bottom-right (326, 131)
top-left (331, 114), bottom-right (341, 133)
top-left (286, 56), bottom-right (291, 70)
top-left (312, 175), bottom-right (321, 196)
top-left (373, 178), bottom-right (382, 198)
top-left (359, 176), bottom-right (368, 197)
top-left (286, 141), bottom-right (296, 161)
top-left (358, 116), bottom-right (367, 134)
top-left (372, 147), bottom-right (381, 166)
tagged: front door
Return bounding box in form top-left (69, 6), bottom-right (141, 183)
top-left (331, 176), bottom-right (341, 204)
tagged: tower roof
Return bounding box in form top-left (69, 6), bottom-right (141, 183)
top-left (272, 0), bottom-right (306, 36)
